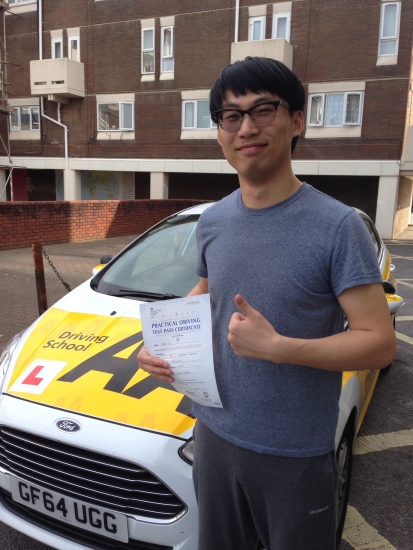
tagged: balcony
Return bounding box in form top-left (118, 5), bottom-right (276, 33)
top-left (30, 58), bottom-right (85, 101)
top-left (231, 38), bottom-right (293, 70)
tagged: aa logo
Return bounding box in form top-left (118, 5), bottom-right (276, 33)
top-left (58, 331), bottom-right (192, 417)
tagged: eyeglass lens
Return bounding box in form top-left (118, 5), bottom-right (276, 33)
top-left (220, 103), bottom-right (278, 131)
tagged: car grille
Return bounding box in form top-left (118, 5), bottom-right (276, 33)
top-left (0, 488), bottom-right (172, 550)
top-left (0, 426), bottom-right (186, 520)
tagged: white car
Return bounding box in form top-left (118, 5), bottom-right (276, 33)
top-left (0, 203), bottom-right (403, 550)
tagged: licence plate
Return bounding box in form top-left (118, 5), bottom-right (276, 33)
top-left (10, 476), bottom-right (129, 543)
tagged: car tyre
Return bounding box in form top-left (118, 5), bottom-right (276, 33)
top-left (336, 422), bottom-right (354, 548)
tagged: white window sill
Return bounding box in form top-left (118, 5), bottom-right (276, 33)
top-left (160, 72), bottom-right (174, 81)
top-left (305, 126), bottom-right (362, 139)
top-left (96, 131), bottom-right (135, 141)
top-left (376, 55), bottom-right (398, 66)
top-left (141, 74), bottom-right (155, 82)
top-left (6, 2), bottom-right (37, 15)
top-left (10, 131), bottom-right (40, 141)
top-left (181, 129), bottom-right (218, 140)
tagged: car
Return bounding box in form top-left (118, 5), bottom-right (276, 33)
top-left (0, 203), bottom-right (404, 550)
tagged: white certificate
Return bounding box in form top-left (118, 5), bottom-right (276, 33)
top-left (140, 294), bottom-right (222, 408)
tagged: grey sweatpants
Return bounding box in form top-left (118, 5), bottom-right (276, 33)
top-left (193, 421), bottom-right (337, 550)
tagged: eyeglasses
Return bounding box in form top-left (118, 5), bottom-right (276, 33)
top-left (213, 100), bottom-right (290, 132)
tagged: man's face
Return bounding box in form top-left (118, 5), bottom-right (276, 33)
top-left (216, 90), bottom-right (304, 184)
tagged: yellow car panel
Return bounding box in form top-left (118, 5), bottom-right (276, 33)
top-left (6, 307), bottom-right (195, 436)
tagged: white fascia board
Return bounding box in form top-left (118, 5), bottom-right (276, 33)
top-left (0, 157), bottom-right (400, 177)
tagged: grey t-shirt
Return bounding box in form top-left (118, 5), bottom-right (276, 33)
top-left (193, 183), bottom-right (383, 457)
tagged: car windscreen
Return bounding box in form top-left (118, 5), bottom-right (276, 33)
top-left (95, 214), bottom-right (200, 299)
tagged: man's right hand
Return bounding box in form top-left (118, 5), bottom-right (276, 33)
top-left (137, 345), bottom-right (175, 383)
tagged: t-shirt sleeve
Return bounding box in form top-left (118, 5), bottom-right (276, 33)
top-left (195, 215), bottom-right (208, 278)
top-left (330, 210), bottom-right (383, 298)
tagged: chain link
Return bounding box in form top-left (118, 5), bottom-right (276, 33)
top-left (41, 245), bottom-right (72, 293)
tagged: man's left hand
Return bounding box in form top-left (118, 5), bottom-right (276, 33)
top-left (228, 294), bottom-right (279, 361)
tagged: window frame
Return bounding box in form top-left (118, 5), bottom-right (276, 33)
top-left (10, 106), bottom-right (40, 132)
top-left (68, 36), bottom-right (80, 62)
top-left (272, 12), bottom-right (291, 42)
top-left (248, 16), bottom-right (266, 41)
top-left (51, 37), bottom-right (63, 59)
top-left (161, 26), bottom-right (174, 73)
top-left (142, 27), bottom-right (155, 74)
top-left (378, 1), bottom-right (401, 57)
top-left (97, 102), bottom-right (135, 132)
top-left (307, 92), bottom-right (364, 128)
top-left (182, 100), bottom-right (217, 130)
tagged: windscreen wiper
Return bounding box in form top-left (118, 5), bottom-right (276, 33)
top-left (110, 290), bottom-right (180, 300)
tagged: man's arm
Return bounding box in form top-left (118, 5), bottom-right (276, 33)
top-left (228, 283), bottom-right (396, 371)
top-left (137, 278), bottom-right (209, 381)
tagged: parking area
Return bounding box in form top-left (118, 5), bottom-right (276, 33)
top-left (0, 233), bottom-right (412, 550)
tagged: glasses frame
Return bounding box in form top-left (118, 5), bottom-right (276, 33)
top-left (213, 100), bottom-right (290, 132)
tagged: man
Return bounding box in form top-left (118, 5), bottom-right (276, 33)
top-left (138, 57), bottom-right (396, 550)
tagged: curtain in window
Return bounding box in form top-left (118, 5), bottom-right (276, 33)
top-left (310, 96), bottom-right (323, 125)
top-left (121, 104), bottom-right (133, 130)
top-left (325, 94), bottom-right (344, 126)
top-left (143, 29), bottom-right (154, 50)
top-left (163, 29), bottom-right (172, 57)
top-left (253, 21), bottom-right (262, 40)
top-left (345, 95), bottom-right (360, 124)
top-left (11, 108), bottom-right (19, 130)
top-left (31, 107), bottom-right (40, 130)
top-left (184, 103), bottom-right (195, 127)
top-left (20, 108), bottom-right (30, 131)
top-left (276, 17), bottom-right (287, 39)
top-left (70, 40), bottom-right (79, 62)
top-left (383, 4), bottom-right (398, 37)
top-left (197, 101), bottom-right (211, 129)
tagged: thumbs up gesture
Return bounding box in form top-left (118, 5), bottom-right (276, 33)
top-left (228, 294), bottom-right (280, 362)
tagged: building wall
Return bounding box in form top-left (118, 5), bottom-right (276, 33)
top-left (0, 199), bottom-right (210, 250)
top-left (5, 0), bottom-right (413, 165)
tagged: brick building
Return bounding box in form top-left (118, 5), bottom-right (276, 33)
top-left (1, 0), bottom-right (413, 238)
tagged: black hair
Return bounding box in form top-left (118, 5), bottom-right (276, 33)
top-left (210, 57), bottom-right (305, 153)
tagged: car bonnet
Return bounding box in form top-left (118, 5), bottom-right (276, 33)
top-left (3, 282), bottom-right (196, 438)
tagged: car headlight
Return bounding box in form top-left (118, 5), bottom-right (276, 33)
top-left (179, 438), bottom-right (194, 464)
top-left (0, 331), bottom-right (25, 392)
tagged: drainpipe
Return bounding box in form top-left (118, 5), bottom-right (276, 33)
top-left (38, 0), bottom-right (70, 195)
top-left (234, 0), bottom-right (240, 42)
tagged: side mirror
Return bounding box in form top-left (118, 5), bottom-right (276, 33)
top-left (92, 255), bottom-right (115, 276)
top-left (382, 281), bottom-right (396, 294)
top-left (100, 254), bottom-right (114, 265)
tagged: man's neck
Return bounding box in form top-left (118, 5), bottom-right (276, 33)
top-left (238, 172), bottom-right (302, 209)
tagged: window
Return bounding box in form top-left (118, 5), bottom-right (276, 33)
top-left (272, 13), bottom-right (291, 42)
top-left (161, 27), bottom-right (174, 73)
top-left (307, 93), bottom-right (363, 127)
top-left (142, 28), bottom-right (155, 74)
top-left (182, 101), bottom-right (217, 130)
top-left (10, 106), bottom-right (40, 131)
top-left (51, 38), bottom-right (63, 59)
top-left (248, 17), bottom-right (266, 41)
top-left (68, 37), bottom-right (80, 62)
top-left (97, 103), bottom-right (134, 131)
top-left (379, 2), bottom-right (401, 57)
top-left (9, 0), bottom-right (36, 4)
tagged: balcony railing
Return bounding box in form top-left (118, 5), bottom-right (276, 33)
top-left (30, 58), bottom-right (85, 100)
top-left (231, 38), bottom-right (293, 69)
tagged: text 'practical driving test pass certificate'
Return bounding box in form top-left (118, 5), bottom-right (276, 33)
top-left (140, 294), bottom-right (222, 408)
